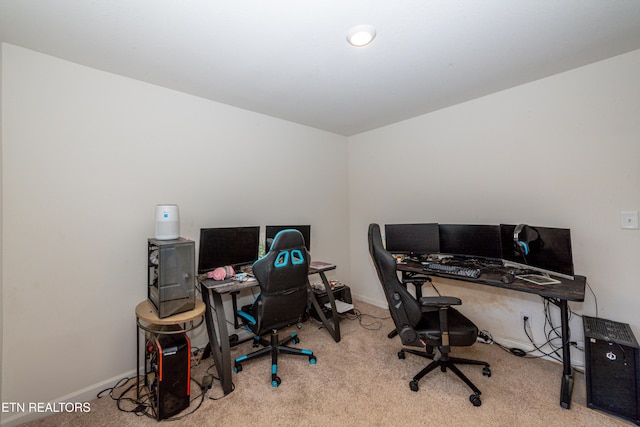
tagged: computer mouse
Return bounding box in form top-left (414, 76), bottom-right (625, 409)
top-left (501, 273), bottom-right (515, 284)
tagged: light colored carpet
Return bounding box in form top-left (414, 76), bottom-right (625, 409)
top-left (21, 301), bottom-right (632, 426)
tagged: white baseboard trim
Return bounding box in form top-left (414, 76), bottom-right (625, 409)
top-left (351, 292), bottom-right (387, 310)
top-left (0, 369), bottom-right (137, 427)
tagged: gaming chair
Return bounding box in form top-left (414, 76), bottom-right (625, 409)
top-left (234, 229), bottom-right (317, 387)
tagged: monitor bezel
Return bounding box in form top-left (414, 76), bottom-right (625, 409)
top-left (438, 224), bottom-right (503, 260)
top-left (500, 224), bottom-right (574, 279)
top-left (384, 223), bottom-right (440, 257)
top-left (197, 226), bottom-right (260, 274)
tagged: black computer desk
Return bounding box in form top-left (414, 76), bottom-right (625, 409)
top-left (397, 260), bottom-right (586, 410)
top-left (199, 262), bottom-right (342, 395)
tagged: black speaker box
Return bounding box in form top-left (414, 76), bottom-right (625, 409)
top-left (583, 316), bottom-right (639, 425)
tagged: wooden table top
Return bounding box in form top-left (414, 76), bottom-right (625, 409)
top-left (135, 299), bottom-right (205, 325)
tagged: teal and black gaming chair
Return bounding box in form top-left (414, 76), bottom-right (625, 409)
top-left (234, 229), bottom-right (317, 387)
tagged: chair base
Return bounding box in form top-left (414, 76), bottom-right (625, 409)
top-left (233, 329), bottom-right (316, 387)
top-left (399, 348), bottom-right (491, 406)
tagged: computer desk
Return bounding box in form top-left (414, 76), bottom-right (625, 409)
top-left (397, 260), bottom-right (586, 410)
top-left (199, 262), bottom-right (342, 395)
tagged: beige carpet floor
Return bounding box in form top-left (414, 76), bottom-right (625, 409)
top-left (21, 301), bottom-right (633, 426)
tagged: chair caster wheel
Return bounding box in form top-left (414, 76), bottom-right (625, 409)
top-left (233, 363), bottom-right (242, 373)
top-left (409, 380), bottom-right (419, 392)
top-left (482, 366), bottom-right (491, 377)
top-left (272, 376), bottom-right (281, 387)
top-left (470, 394), bottom-right (481, 406)
top-left (398, 350), bottom-right (406, 360)
top-left (309, 355), bottom-right (317, 364)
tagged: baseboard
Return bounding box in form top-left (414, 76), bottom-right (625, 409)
top-left (350, 292), bottom-right (387, 310)
top-left (0, 369), bottom-right (136, 427)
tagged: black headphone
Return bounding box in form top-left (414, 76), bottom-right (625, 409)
top-left (513, 224), bottom-right (531, 256)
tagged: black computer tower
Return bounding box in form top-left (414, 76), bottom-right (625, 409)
top-left (583, 316), bottom-right (640, 425)
top-left (148, 238), bottom-right (195, 318)
top-left (146, 326), bottom-right (191, 420)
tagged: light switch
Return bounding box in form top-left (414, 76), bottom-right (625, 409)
top-left (621, 211), bottom-right (639, 229)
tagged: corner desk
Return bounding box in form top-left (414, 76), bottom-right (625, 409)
top-left (199, 261), bottom-right (342, 395)
top-left (397, 260), bottom-right (586, 410)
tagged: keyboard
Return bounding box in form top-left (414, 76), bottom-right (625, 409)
top-left (422, 262), bottom-right (481, 279)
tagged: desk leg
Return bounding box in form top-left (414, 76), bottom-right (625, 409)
top-left (308, 271), bottom-right (341, 342)
top-left (136, 321), bottom-right (141, 400)
top-left (231, 292), bottom-right (240, 330)
top-left (559, 299), bottom-right (574, 409)
top-left (203, 289), bottom-right (234, 395)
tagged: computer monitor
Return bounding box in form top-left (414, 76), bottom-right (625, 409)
top-left (197, 226), bottom-right (260, 274)
top-left (438, 224), bottom-right (502, 259)
top-left (265, 225), bottom-right (311, 252)
top-left (384, 223), bottom-right (440, 257)
top-left (500, 224), bottom-right (574, 278)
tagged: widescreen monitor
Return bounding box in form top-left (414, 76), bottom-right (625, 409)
top-left (197, 226), bottom-right (260, 274)
top-left (500, 224), bottom-right (574, 278)
top-left (438, 224), bottom-right (502, 259)
top-left (265, 225), bottom-right (311, 252)
top-left (384, 223), bottom-right (440, 256)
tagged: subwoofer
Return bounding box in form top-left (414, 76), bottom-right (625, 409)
top-left (583, 316), bottom-right (639, 425)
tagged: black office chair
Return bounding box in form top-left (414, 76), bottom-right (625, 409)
top-left (368, 223), bottom-right (491, 406)
top-left (234, 229), bottom-right (317, 387)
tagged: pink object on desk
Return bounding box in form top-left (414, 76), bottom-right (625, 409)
top-left (208, 265), bottom-right (234, 280)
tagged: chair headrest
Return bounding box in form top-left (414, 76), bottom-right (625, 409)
top-left (270, 229), bottom-right (306, 251)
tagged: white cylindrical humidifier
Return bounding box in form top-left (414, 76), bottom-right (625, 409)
top-left (155, 204), bottom-right (180, 240)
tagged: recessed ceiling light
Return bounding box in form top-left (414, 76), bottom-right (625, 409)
top-left (347, 25), bottom-right (376, 47)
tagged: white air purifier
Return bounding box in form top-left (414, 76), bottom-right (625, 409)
top-left (155, 204), bottom-right (180, 240)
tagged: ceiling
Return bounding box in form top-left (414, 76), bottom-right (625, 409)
top-left (2, 1), bottom-right (640, 136)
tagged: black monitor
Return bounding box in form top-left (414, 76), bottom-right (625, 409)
top-left (197, 226), bottom-right (260, 274)
top-left (384, 223), bottom-right (440, 257)
top-left (438, 224), bottom-right (502, 259)
top-left (500, 224), bottom-right (574, 278)
top-left (265, 225), bottom-right (311, 252)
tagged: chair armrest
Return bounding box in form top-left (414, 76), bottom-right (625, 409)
top-left (402, 276), bottom-right (430, 285)
top-left (419, 296), bottom-right (461, 307)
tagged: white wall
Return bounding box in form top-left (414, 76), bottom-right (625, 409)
top-left (1, 44), bottom-right (348, 424)
top-left (348, 49), bottom-right (640, 363)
